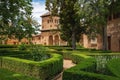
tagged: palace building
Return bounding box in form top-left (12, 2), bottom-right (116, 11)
top-left (107, 14), bottom-right (120, 52)
top-left (32, 12), bottom-right (67, 46)
top-left (6, 12), bottom-right (120, 52)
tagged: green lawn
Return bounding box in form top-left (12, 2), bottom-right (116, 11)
top-left (0, 68), bottom-right (37, 80)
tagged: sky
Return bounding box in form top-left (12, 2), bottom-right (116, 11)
top-left (32, 0), bottom-right (48, 24)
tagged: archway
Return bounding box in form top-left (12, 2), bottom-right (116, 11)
top-left (54, 35), bottom-right (59, 45)
top-left (49, 35), bottom-right (53, 45)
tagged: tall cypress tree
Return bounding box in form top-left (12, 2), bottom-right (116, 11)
top-left (46, 0), bottom-right (86, 49)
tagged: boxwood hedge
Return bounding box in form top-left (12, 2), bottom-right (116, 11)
top-left (0, 53), bottom-right (63, 80)
top-left (0, 57), bottom-right (2, 68)
top-left (63, 53), bottom-right (120, 80)
top-left (107, 58), bottom-right (120, 78)
top-left (0, 68), bottom-right (38, 80)
top-left (0, 45), bottom-right (17, 48)
top-left (0, 49), bottom-right (30, 56)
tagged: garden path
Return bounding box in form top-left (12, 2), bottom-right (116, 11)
top-left (53, 59), bottom-right (76, 80)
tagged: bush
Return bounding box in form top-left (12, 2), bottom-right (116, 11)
top-left (18, 43), bottom-right (27, 50)
top-left (0, 49), bottom-right (30, 56)
top-left (63, 53), bottom-right (120, 80)
top-left (62, 51), bottom-right (72, 59)
top-left (107, 58), bottom-right (120, 78)
top-left (30, 45), bottom-right (50, 61)
top-left (71, 53), bottom-right (90, 64)
top-left (1, 53), bottom-right (63, 80)
top-left (0, 68), bottom-right (38, 80)
top-left (0, 45), bottom-right (17, 48)
top-left (0, 57), bottom-right (2, 68)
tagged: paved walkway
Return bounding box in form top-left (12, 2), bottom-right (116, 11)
top-left (53, 59), bottom-right (76, 80)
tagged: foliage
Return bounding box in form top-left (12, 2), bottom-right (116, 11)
top-left (0, 0), bottom-right (39, 44)
top-left (0, 45), bottom-right (17, 48)
top-left (0, 68), bottom-right (38, 80)
top-left (0, 49), bottom-right (29, 56)
top-left (46, 0), bottom-right (120, 50)
top-left (18, 43), bottom-right (27, 51)
top-left (30, 45), bottom-right (50, 61)
top-left (63, 53), bottom-right (120, 80)
top-left (0, 53), bottom-right (63, 80)
top-left (84, 0), bottom-right (120, 50)
top-left (107, 58), bottom-right (120, 78)
top-left (46, 0), bottom-right (87, 49)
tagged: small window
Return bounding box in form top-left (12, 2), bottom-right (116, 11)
top-left (91, 38), bottom-right (97, 44)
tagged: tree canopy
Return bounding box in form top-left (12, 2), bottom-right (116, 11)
top-left (46, 0), bottom-right (120, 50)
top-left (85, 0), bottom-right (120, 50)
top-left (0, 0), bottom-right (39, 44)
top-left (46, 0), bottom-right (87, 49)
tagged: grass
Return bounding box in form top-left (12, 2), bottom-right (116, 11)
top-left (0, 68), bottom-right (38, 80)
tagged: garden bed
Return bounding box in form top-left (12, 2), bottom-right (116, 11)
top-left (0, 53), bottom-right (63, 80)
top-left (0, 68), bottom-right (38, 80)
top-left (63, 52), bottom-right (120, 80)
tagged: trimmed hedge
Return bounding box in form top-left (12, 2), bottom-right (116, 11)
top-left (0, 49), bottom-right (30, 56)
top-left (0, 53), bottom-right (63, 80)
top-left (0, 68), bottom-right (38, 80)
top-left (71, 53), bottom-right (90, 64)
top-left (107, 58), bottom-right (120, 78)
top-left (0, 57), bottom-right (2, 68)
top-left (63, 53), bottom-right (120, 80)
top-left (0, 45), bottom-right (17, 48)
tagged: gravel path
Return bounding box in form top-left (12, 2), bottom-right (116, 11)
top-left (53, 60), bottom-right (76, 80)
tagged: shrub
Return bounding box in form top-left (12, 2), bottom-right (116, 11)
top-left (107, 58), bottom-right (120, 78)
top-left (0, 57), bottom-right (2, 68)
top-left (71, 53), bottom-right (90, 64)
top-left (18, 43), bottom-right (27, 50)
top-left (62, 51), bottom-right (72, 59)
top-left (0, 49), bottom-right (30, 56)
top-left (0, 45), bottom-right (17, 48)
top-left (1, 53), bottom-right (63, 80)
top-left (63, 53), bottom-right (120, 80)
top-left (0, 68), bottom-right (38, 80)
top-left (30, 45), bottom-right (50, 61)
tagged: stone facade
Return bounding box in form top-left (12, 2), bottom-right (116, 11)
top-left (5, 12), bottom-right (120, 52)
top-left (107, 18), bottom-right (120, 52)
top-left (33, 12), bottom-right (67, 46)
top-left (6, 38), bottom-right (29, 45)
top-left (38, 12), bottom-right (101, 48)
top-left (82, 34), bottom-right (102, 49)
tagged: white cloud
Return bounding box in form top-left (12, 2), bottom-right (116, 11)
top-left (32, 2), bottom-right (48, 24)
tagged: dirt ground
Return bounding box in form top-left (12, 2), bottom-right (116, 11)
top-left (54, 60), bottom-right (76, 80)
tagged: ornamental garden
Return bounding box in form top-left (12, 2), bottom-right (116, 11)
top-left (0, 44), bottom-right (120, 80)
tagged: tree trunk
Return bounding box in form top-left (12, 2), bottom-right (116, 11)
top-left (102, 26), bottom-right (108, 51)
top-left (72, 31), bottom-right (76, 50)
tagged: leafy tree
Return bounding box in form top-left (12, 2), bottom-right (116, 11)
top-left (46, 0), bottom-right (87, 49)
top-left (46, 0), bottom-right (120, 50)
top-left (0, 0), bottom-right (39, 44)
top-left (85, 0), bottom-right (120, 50)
